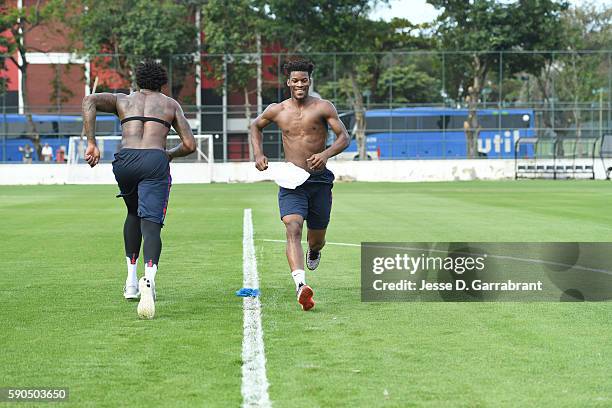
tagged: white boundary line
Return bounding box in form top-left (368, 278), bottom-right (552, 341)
top-left (242, 209), bottom-right (272, 407)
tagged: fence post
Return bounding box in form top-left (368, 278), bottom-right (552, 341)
top-left (277, 53), bottom-right (282, 160)
top-left (499, 52), bottom-right (503, 109)
top-left (256, 34), bottom-right (262, 116)
top-left (195, 7), bottom-right (202, 134)
top-left (551, 51), bottom-right (556, 135)
top-left (2, 90), bottom-right (5, 162)
top-left (606, 52), bottom-right (612, 132)
top-left (442, 51), bottom-right (445, 107)
top-left (169, 56), bottom-right (173, 98)
top-left (390, 53), bottom-right (394, 111)
top-left (499, 51), bottom-right (503, 119)
top-left (441, 52), bottom-right (446, 158)
top-left (222, 55), bottom-right (227, 163)
top-left (333, 53), bottom-right (337, 104)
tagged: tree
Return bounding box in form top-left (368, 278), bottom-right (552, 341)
top-left (203, 0), bottom-right (267, 161)
top-left (377, 64), bottom-right (441, 105)
top-left (0, 0), bottom-right (64, 159)
top-left (428, 0), bottom-right (568, 157)
top-left (0, 31), bottom-right (10, 95)
top-left (510, 0), bottom-right (570, 130)
top-left (553, 3), bottom-right (612, 137)
top-left (67, 0), bottom-right (197, 97)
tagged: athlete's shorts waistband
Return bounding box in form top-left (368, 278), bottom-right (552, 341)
top-left (118, 148), bottom-right (166, 152)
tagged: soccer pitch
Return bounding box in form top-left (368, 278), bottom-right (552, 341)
top-left (2, 181), bottom-right (612, 407)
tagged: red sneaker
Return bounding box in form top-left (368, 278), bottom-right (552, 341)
top-left (297, 284), bottom-right (315, 311)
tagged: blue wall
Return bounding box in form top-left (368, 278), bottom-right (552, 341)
top-left (1, 137), bottom-right (70, 162)
top-left (344, 129), bottom-right (536, 159)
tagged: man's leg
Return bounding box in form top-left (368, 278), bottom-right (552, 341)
top-left (283, 214), bottom-right (307, 290)
top-left (282, 214), bottom-right (315, 311)
top-left (134, 150), bottom-right (171, 318)
top-left (141, 218), bottom-right (162, 284)
top-left (123, 211), bottom-right (142, 298)
top-left (279, 185), bottom-right (314, 311)
top-left (305, 182), bottom-right (333, 271)
top-left (114, 150), bottom-right (142, 299)
top-left (306, 228), bottom-right (326, 270)
top-left (124, 212), bottom-right (142, 262)
top-left (136, 151), bottom-right (171, 288)
top-left (136, 218), bottom-right (162, 319)
top-left (307, 229), bottom-right (326, 252)
top-left (283, 214), bottom-right (305, 272)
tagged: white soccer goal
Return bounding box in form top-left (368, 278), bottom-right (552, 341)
top-left (67, 134), bottom-right (214, 165)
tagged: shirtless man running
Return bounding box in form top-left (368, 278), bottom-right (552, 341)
top-left (82, 60), bottom-right (196, 319)
top-left (250, 60), bottom-right (350, 311)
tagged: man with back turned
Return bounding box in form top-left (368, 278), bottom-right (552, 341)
top-left (82, 60), bottom-right (196, 319)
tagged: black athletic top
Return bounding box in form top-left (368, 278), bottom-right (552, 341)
top-left (121, 116), bottom-right (171, 129)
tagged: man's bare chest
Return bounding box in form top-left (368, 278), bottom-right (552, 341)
top-left (277, 110), bottom-right (326, 137)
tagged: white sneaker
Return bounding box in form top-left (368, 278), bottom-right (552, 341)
top-left (123, 283), bottom-right (140, 300)
top-left (137, 277), bottom-right (155, 319)
top-left (306, 249), bottom-right (321, 271)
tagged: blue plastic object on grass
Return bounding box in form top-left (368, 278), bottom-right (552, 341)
top-left (235, 288), bottom-right (260, 297)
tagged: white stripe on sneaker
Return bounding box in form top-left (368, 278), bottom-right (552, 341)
top-left (241, 209), bottom-right (271, 407)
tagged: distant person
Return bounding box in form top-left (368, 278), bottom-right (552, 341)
top-left (19, 144), bottom-right (33, 163)
top-left (81, 60), bottom-right (196, 319)
top-left (250, 59), bottom-right (350, 311)
top-left (55, 146), bottom-right (66, 163)
top-left (41, 143), bottom-right (53, 162)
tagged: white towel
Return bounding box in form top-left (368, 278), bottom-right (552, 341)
top-left (266, 162), bottom-right (310, 189)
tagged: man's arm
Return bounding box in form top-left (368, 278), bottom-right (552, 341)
top-left (250, 104), bottom-right (279, 171)
top-left (81, 93), bottom-right (119, 167)
top-left (168, 102), bottom-right (197, 160)
top-left (306, 101), bottom-right (350, 171)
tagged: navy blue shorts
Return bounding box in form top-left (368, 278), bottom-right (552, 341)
top-left (278, 168), bottom-right (334, 230)
top-left (112, 148), bottom-right (172, 225)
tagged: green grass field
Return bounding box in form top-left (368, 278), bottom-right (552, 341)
top-left (2, 180), bottom-right (612, 407)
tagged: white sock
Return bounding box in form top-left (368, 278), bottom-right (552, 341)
top-left (291, 269), bottom-right (306, 291)
top-left (126, 256), bottom-right (138, 286)
top-left (144, 262), bottom-right (157, 283)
